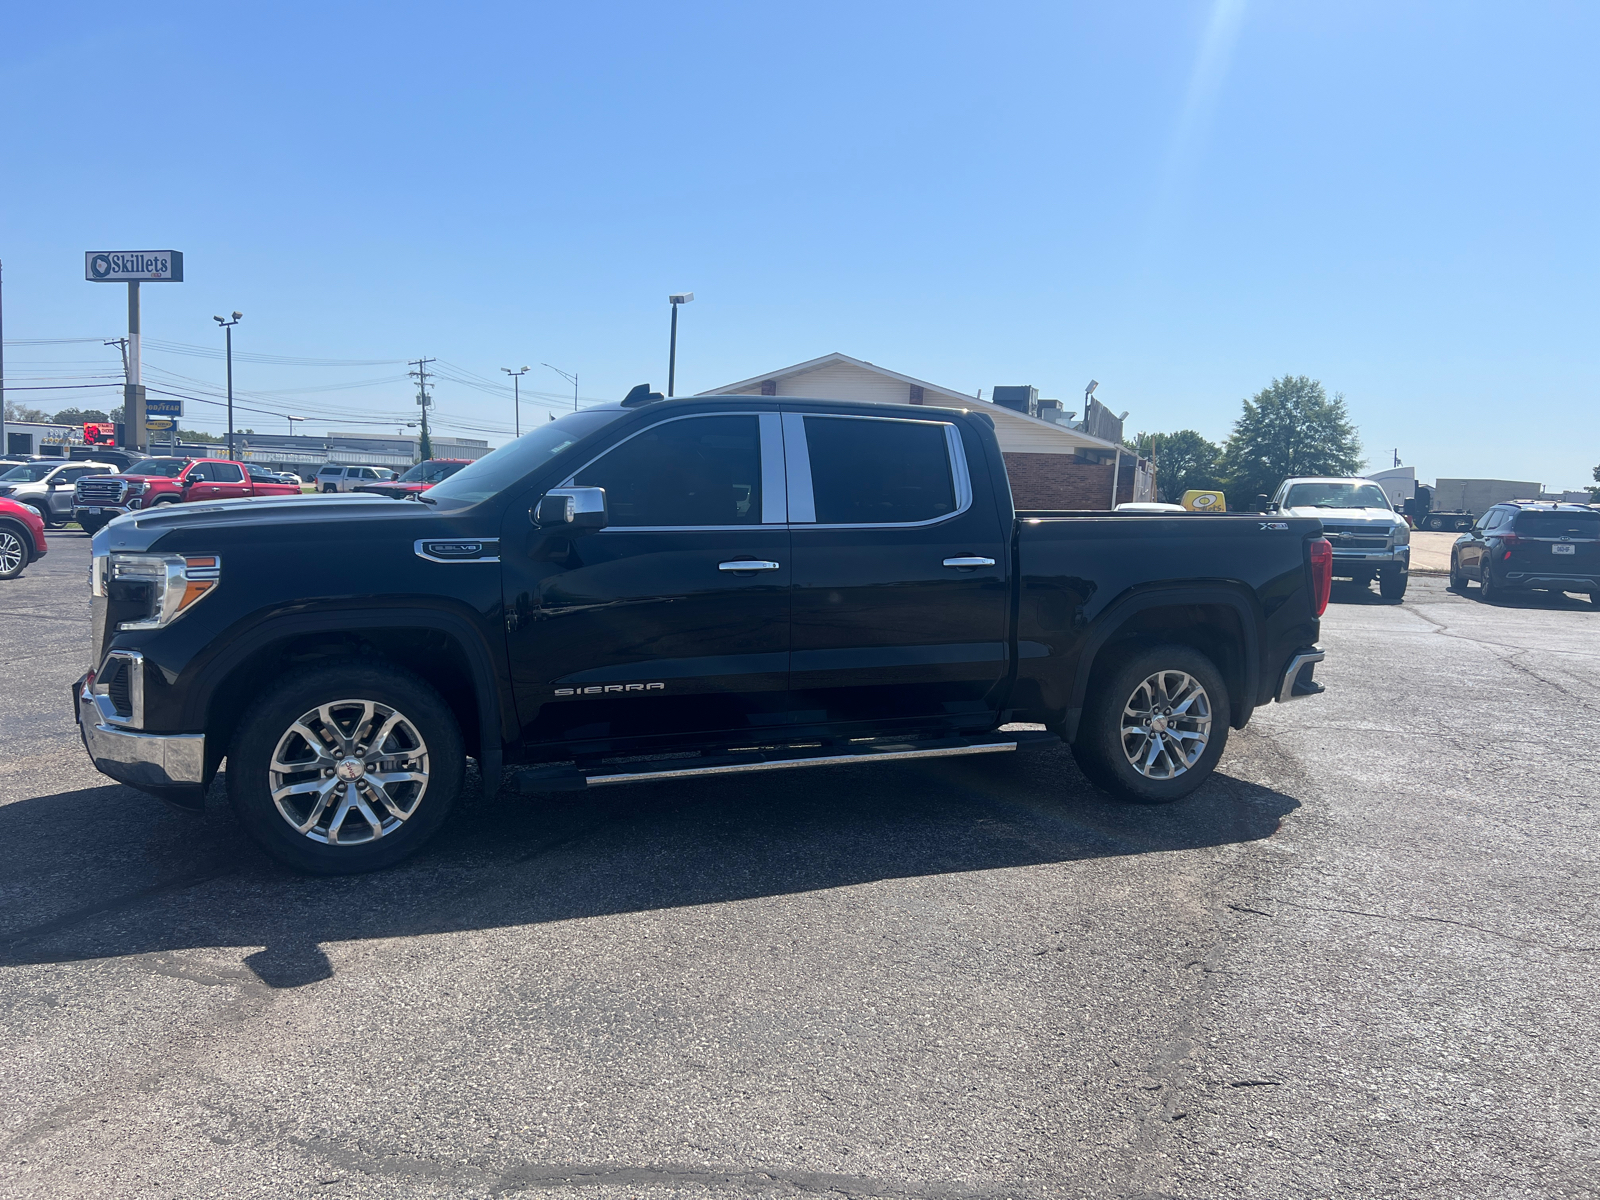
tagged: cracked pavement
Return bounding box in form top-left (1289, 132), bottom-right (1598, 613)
top-left (1, 536), bottom-right (1595, 1198)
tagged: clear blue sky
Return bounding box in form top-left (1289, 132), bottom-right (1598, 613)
top-left (3, 1), bottom-right (1596, 487)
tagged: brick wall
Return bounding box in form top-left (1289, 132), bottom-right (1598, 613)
top-left (1002, 452), bottom-right (1140, 510)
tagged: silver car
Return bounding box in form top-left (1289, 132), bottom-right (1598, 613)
top-left (0, 459), bottom-right (118, 528)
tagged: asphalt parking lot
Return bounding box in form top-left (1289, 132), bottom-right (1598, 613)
top-left (2, 533), bottom-right (1596, 1199)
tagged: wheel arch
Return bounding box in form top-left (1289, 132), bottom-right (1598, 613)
top-left (185, 607), bottom-right (508, 792)
top-left (1060, 585), bottom-right (1261, 741)
top-left (0, 515), bottom-right (38, 561)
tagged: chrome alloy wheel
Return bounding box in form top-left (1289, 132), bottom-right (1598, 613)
top-left (1120, 670), bottom-right (1213, 780)
top-left (0, 529), bottom-right (23, 576)
top-left (268, 699), bottom-right (430, 845)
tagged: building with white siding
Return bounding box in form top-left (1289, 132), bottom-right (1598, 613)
top-left (698, 352), bottom-right (1152, 508)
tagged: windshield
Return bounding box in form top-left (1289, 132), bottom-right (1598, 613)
top-left (425, 409), bottom-right (630, 504)
top-left (128, 458), bottom-right (191, 478)
top-left (0, 463), bottom-right (59, 482)
top-left (1283, 482), bottom-right (1392, 511)
top-left (397, 461), bottom-right (465, 484)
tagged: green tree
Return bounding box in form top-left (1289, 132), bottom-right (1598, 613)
top-left (4, 399), bottom-right (52, 423)
top-left (51, 407), bottom-right (111, 425)
top-left (1219, 375), bottom-right (1363, 508)
top-left (1590, 462), bottom-right (1599, 502)
top-left (1134, 430), bottom-right (1222, 503)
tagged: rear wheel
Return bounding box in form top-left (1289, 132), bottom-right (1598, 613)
top-left (1449, 554), bottom-right (1467, 591)
top-left (1379, 568), bottom-right (1408, 601)
top-left (227, 662), bottom-right (463, 874)
top-left (1479, 567), bottom-right (1500, 604)
top-left (0, 524), bottom-right (28, 579)
top-left (1425, 515), bottom-right (1444, 531)
top-left (1071, 644), bottom-right (1230, 805)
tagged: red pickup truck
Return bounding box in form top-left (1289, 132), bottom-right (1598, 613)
top-left (73, 457), bottom-right (302, 534)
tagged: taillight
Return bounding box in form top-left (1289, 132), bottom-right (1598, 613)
top-left (1498, 533), bottom-right (1521, 559)
top-left (1309, 537), bottom-right (1332, 617)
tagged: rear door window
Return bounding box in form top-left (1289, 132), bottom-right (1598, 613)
top-left (573, 414), bottom-right (762, 527)
top-left (1515, 511), bottom-right (1600, 538)
top-left (802, 416), bottom-right (956, 525)
top-left (210, 462), bottom-right (245, 483)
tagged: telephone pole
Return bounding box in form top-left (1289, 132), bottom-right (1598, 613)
top-left (409, 357), bottom-right (436, 461)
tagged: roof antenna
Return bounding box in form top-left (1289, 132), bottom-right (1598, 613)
top-left (621, 384), bottom-right (665, 407)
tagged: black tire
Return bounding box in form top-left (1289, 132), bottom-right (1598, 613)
top-left (1449, 554), bottom-right (1467, 591)
top-left (1071, 644), bottom-right (1230, 805)
top-left (226, 661), bottom-right (464, 875)
top-left (1479, 567), bottom-right (1500, 604)
top-left (0, 521), bottom-right (30, 579)
top-left (1379, 568), bottom-right (1408, 601)
top-left (150, 497), bottom-right (180, 506)
top-left (1425, 515), bottom-right (1444, 531)
top-left (322, 485), bottom-right (337, 494)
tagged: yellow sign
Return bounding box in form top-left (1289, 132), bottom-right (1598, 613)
top-left (1183, 490), bottom-right (1226, 512)
top-left (145, 419), bottom-right (175, 431)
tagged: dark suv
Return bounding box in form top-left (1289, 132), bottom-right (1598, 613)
top-left (1450, 503), bottom-right (1600, 604)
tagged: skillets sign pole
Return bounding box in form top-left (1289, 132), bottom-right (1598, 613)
top-left (85, 252), bottom-right (184, 451)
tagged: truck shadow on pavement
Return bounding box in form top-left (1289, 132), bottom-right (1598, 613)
top-left (0, 745), bottom-right (1300, 988)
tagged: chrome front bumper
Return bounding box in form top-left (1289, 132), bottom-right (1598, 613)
top-left (75, 675), bottom-right (206, 809)
top-left (1277, 647), bottom-right (1326, 703)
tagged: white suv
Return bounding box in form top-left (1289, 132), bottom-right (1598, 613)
top-left (0, 460), bottom-right (118, 527)
top-left (314, 464), bottom-right (396, 493)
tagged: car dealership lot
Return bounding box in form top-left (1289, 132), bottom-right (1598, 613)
top-left (2, 536), bottom-right (1595, 1198)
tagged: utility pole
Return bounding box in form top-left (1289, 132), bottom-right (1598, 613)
top-left (214, 312), bottom-right (242, 460)
top-left (544, 363), bottom-right (578, 412)
top-left (409, 357), bottom-right (436, 461)
top-left (502, 366), bottom-right (529, 437)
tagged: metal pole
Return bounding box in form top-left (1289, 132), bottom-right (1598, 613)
top-left (1110, 447), bottom-right (1121, 509)
top-left (513, 373), bottom-right (520, 438)
top-left (574, 372), bottom-right (578, 412)
top-left (668, 301), bottom-right (679, 397)
top-left (127, 281), bottom-right (145, 451)
top-left (225, 323), bottom-right (235, 461)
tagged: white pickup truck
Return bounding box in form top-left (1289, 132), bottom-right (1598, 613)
top-left (1268, 476), bottom-right (1411, 600)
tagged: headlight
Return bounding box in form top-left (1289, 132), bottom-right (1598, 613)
top-left (1391, 523), bottom-right (1410, 546)
top-left (106, 552), bottom-right (221, 631)
top-left (126, 481), bottom-right (146, 496)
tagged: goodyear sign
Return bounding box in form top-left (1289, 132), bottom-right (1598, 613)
top-left (85, 251), bottom-right (184, 282)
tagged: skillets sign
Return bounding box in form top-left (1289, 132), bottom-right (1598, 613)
top-left (85, 251), bottom-right (184, 282)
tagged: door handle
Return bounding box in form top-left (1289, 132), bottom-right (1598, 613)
top-left (943, 557), bottom-right (996, 569)
top-left (719, 560), bottom-right (781, 572)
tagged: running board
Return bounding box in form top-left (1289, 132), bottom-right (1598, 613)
top-left (515, 731), bottom-right (1059, 793)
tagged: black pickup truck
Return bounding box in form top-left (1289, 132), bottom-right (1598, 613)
top-left (76, 393), bottom-right (1332, 873)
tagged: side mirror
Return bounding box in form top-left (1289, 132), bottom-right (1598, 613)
top-left (534, 486), bottom-right (608, 532)
top-left (1255, 494), bottom-right (1272, 512)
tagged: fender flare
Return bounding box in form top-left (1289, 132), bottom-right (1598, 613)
top-left (183, 605), bottom-right (508, 791)
top-left (1060, 583), bottom-right (1262, 741)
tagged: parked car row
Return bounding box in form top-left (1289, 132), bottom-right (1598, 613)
top-left (73, 457), bottom-right (302, 534)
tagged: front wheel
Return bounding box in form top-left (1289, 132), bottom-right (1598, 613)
top-left (1425, 515), bottom-right (1444, 531)
top-left (0, 525), bottom-right (27, 579)
top-left (1379, 568), bottom-right (1408, 601)
top-left (227, 662), bottom-right (464, 874)
top-left (1071, 644), bottom-right (1230, 805)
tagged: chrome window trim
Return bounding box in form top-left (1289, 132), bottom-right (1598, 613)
top-left (780, 413), bottom-right (815, 523)
top-left (759, 413), bottom-right (786, 524)
top-left (786, 411), bottom-right (972, 530)
top-left (560, 410), bottom-right (774, 534)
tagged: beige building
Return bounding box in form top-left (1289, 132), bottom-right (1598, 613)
top-left (698, 352), bottom-right (1152, 508)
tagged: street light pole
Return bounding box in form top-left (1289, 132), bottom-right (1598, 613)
top-left (543, 363), bottom-right (578, 412)
top-left (287, 415), bottom-right (305, 437)
top-left (667, 292), bottom-right (693, 397)
top-left (213, 312), bottom-right (242, 460)
top-left (502, 366), bottom-right (530, 437)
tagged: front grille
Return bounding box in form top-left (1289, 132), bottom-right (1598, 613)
top-left (77, 478), bottom-right (126, 505)
top-left (1322, 524), bottom-right (1390, 550)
